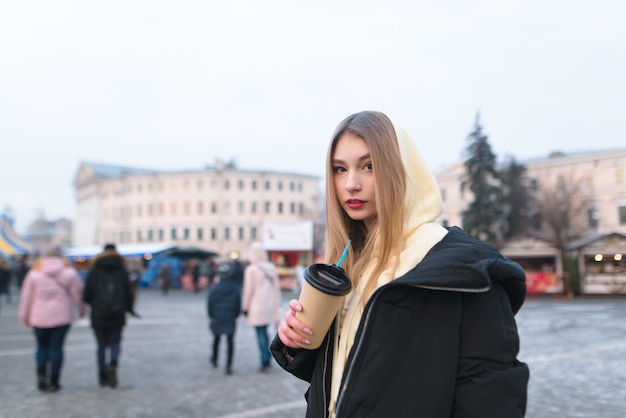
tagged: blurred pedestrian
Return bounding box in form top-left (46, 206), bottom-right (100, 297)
top-left (191, 259), bottom-right (200, 293)
top-left (14, 254), bottom-right (30, 290)
top-left (293, 263), bottom-right (305, 297)
top-left (157, 263), bottom-right (172, 295)
top-left (18, 247), bottom-right (86, 392)
top-left (82, 243), bottom-right (135, 389)
top-left (242, 242), bottom-right (282, 373)
top-left (207, 262), bottom-right (242, 375)
top-left (0, 257), bottom-right (11, 310)
top-left (127, 261), bottom-right (142, 302)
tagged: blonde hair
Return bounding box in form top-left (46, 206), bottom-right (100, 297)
top-left (324, 111), bottom-right (407, 300)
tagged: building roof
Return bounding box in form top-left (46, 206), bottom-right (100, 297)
top-left (81, 161), bottom-right (158, 178)
top-left (564, 232), bottom-right (626, 251)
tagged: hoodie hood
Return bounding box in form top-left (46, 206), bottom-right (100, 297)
top-left (39, 257), bottom-right (66, 276)
top-left (396, 227), bottom-right (527, 314)
top-left (93, 249), bottom-right (126, 271)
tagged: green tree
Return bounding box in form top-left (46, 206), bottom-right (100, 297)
top-left (499, 156), bottom-right (531, 238)
top-left (462, 113), bottom-right (503, 245)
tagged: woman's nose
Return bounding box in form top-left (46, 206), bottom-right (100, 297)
top-left (345, 172), bottom-right (362, 192)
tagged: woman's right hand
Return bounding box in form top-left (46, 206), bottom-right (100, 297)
top-left (277, 299), bottom-right (313, 348)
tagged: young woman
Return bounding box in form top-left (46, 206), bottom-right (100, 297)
top-left (271, 111), bottom-right (529, 417)
top-left (18, 247), bottom-right (85, 392)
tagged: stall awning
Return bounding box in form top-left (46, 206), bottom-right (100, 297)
top-left (65, 243), bottom-right (176, 259)
top-left (0, 220), bottom-right (32, 256)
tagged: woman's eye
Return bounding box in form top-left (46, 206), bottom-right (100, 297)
top-left (364, 162), bottom-right (373, 171)
top-left (332, 166), bottom-right (346, 173)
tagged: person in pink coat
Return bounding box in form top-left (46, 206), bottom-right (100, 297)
top-left (241, 242), bottom-right (282, 372)
top-left (18, 247), bottom-right (85, 392)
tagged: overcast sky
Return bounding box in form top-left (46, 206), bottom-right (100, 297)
top-left (1, 0), bottom-right (624, 233)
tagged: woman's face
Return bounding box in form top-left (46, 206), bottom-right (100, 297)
top-left (332, 132), bottom-right (377, 227)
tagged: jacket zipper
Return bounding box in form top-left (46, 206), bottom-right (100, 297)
top-left (333, 283), bottom-right (490, 415)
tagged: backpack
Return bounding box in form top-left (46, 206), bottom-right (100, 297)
top-left (93, 272), bottom-right (126, 318)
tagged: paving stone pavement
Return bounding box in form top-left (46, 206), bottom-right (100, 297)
top-left (1, 289), bottom-right (625, 417)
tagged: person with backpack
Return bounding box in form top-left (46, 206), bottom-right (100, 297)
top-left (83, 243), bottom-right (135, 389)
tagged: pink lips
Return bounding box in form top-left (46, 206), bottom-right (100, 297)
top-left (346, 199), bottom-right (366, 209)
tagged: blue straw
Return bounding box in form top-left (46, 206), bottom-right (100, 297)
top-left (336, 240), bottom-right (351, 268)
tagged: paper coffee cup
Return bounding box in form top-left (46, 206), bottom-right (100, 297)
top-left (294, 263), bottom-right (351, 349)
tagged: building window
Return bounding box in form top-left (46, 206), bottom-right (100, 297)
top-left (211, 202), bottom-right (217, 214)
top-left (252, 180), bottom-right (257, 190)
top-left (171, 202), bottom-right (177, 216)
top-left (136, 230), bottom-right (142, 242)
top-left (183, 228), bottom-right (190, 240)
top-left (224, 179), bottom-right (230, 190)
top-left (171, 228), bottom-right (177, 240)
top-left (265, 201), bottom-right (271, 214)
top-left (584, 172), bottom-right (593, 188)
top-left (211, 228), bottom-right (217, 240)
top-left (265, 180), bottom-right (271, 191)
top-left (197, 201), bottom-right (204, 214)
top-left (251, 226), bottom-right (257, 240)
top-left (616, 168), bottom-right (624, 185)
top-left (238, 201), bottom-right (245, 214)
top-left (158, 229), bottom-right (164, 241)
top-left (278, 181), bottom-right (283, 191)
top-left (299, 203), bottom-right (304, 215)
top-left (184, 201), bottom-right (190, 215)
top-left (619, 206), bottom-right (626, 225)
top-left (197, 179), bottom-right (203, 190)
top-left (251, 201), bottom-right (257, 214)
top-left (148, 204), bottom-right (153, 216)
top-left (298, 182), bottom-right (302, 192)
top-left (529, 179), bottom-right (539, 192)
top-left (147, 229), bottom-right (153, 241)
top-left (224, 201), bottom-right (230, 214)
top-left (290, 202), bottom-right (296, 214)
top-left (238, 226), bottom-right (244, 240)
top-left (197, 228), bottom-right (203, 240)
top-left (238, 179), bottom-right (244, 190)
top-left (278, 201), bottom-right (283, 214)
top-left (290, 182), bottom-right (295, 191)
top-left (224, 227), bottom-right (230, 240)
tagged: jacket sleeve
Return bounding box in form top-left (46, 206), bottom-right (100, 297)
top-left (269, 334), bottom-right (320, 383)
top-left (18, 272), bottom-right (34, 327)
top-left (452, 284), bottom-right (529, 418)
top-left (67, 268), bottom-right (86, 317)
top-left (82, 271), bottom-right (95, 305)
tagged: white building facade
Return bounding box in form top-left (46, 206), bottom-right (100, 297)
top-left (73, 160), bottom-right (322, 259)
top-left (436, 149), bottom-right (626, 236)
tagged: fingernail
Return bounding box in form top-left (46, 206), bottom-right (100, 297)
top-left (303, 328), bottom-right (312, 335)
top-left (302, 339), bottom-right (311, 345)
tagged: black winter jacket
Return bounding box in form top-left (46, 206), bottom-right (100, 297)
top-left (270, 227), bottom-right (529, 418)
top-left (83, 250), bottom-right (134, 328)
top-left (207, 277), bottom-right (242, 336)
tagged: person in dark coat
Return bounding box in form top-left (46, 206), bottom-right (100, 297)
top-left (207, 262), bottom-right (242, 375)
top-left (82, 243), bottom-right (135, 388)
top-left (272, 111), bottom-right (529, 417)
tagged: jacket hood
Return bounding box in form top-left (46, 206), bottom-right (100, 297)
top-left (396, 227), bottom-right (527, 314)
top-left (39, 257), bottom-right (66, 276)
top-left (92, 249), bottom-right (126, 271)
